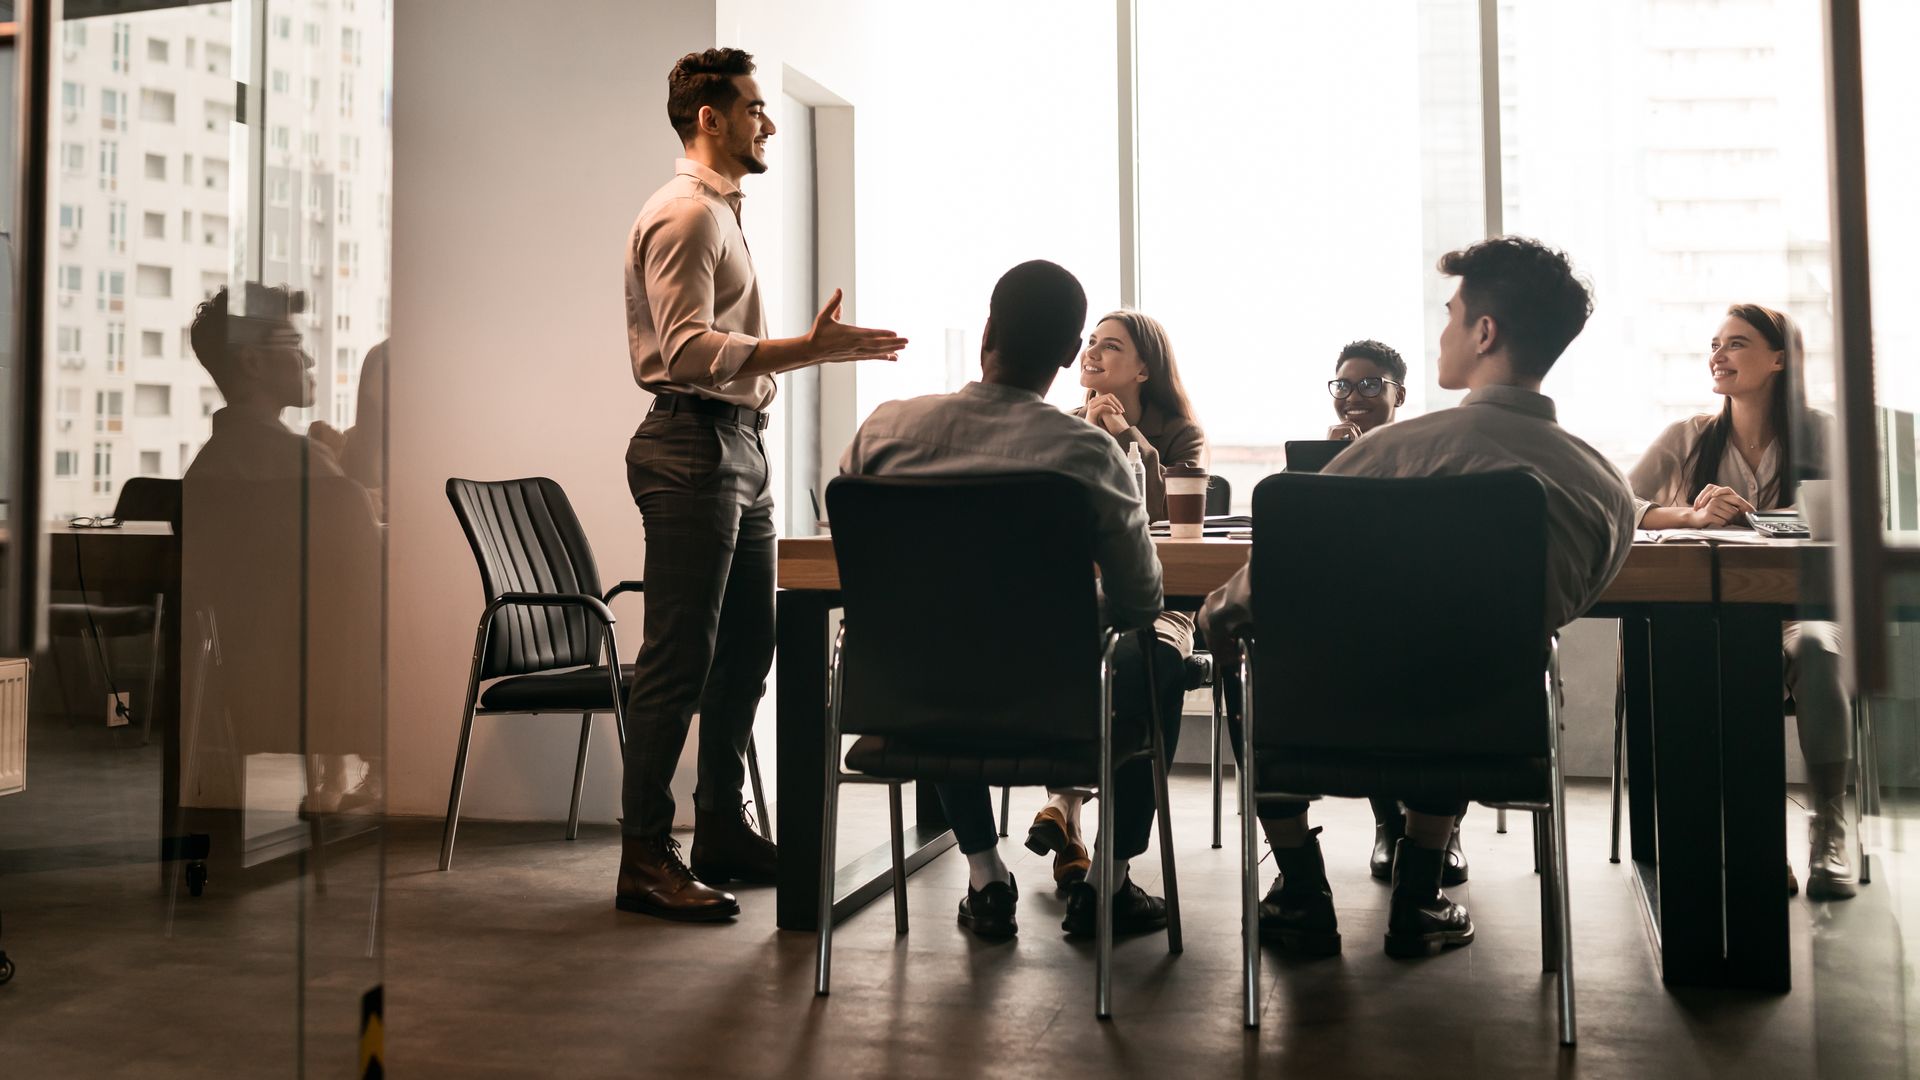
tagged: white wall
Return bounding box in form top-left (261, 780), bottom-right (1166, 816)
top-left (387, 0), bottom-right (715, 819)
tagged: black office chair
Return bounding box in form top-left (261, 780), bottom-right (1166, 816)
top-left (48, 477), bottom-right (182, 742)
top-left (996, 472), bottom-right (1230, 844)
top-left (440, 477), bottom-right (769, 870)
top-left (1232, 471), bottom-right (1574, 1044)
top-left (1284, 439), bottom-right (1354, 474)
top-left (814, 474), bottom-right (1182, 1020)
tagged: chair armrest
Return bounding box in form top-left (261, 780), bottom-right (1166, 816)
top-left (602, 580), bottom-right (646, 604)
top-left (486, 591), bottom-right (617, 627)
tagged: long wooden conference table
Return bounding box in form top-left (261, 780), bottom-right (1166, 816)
top-left (775, 534), bottom-right (1815, 992)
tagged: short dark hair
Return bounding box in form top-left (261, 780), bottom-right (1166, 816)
top-left (189, 283), bottom-right (301, 396)
top-left (667, 48), bottom-right (756, 144)
top-left (1335, 339), bottom-right (1407, 384)
top-left (984, 261), bottom-right (1087, 377)
top-left (1437, 236), bottom-right (1593, 378)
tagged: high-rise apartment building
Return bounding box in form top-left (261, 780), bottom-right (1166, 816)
top-left (45, 1), bottom-right (391, 518)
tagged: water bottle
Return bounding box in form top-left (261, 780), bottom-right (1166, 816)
top-left (1127, 442), bottom-right (1146, 503)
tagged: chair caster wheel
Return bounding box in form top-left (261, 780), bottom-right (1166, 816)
top-left (186, 861), bottom-right (208, 897)
top-left (0, 951), bottom-right (14, 985)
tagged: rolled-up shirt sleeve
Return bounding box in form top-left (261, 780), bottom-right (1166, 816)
top-left (639, 200), bottom-right (760, 389)
top-left (1087, 452), bottom-right (1164, 630)
top-left (1627, 420), bottom-right (1692, 528)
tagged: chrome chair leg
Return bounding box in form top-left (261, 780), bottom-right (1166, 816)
top-left (1145, 643), bottom-right (1182, 955)
top-left (1609, 621), bottom-right (1626, 863)
top-left (998, 785), bottom-right (1011, 838)
top-left (438, 692), bottom-right (483, 870)
top-left (1497, 807), bottom-right (1508, 834)
top-left (1536, 810), bottom-right (1556, 970)
top-left (141, 592), bottom-right (166, 744)
top-left (888, 782), bottom-right (909, 935)
top-left (747, 734), bottom-right (772, 840)
top-left (816, 628), bottom-right (848, 996)
top-left (1210, 679), bottom-right (1224, 850)
top-left (1548, 639), bottom-right (1577, 1045)
top-left (566, 711), bottom-right (593, 841)
top-left (1095, 631), bottom-right (1121, 1020)
top-left (1239, 638), bottom-right (1261, 1030)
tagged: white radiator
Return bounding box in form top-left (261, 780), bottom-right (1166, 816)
top-left (0, 657), bottom-right (27, 797)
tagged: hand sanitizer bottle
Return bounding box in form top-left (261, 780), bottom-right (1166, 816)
top-left (1127, 442), bottom-right (1146, 503)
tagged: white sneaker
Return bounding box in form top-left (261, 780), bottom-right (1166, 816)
top-left (1806, 798), bottom-right (1857, 901)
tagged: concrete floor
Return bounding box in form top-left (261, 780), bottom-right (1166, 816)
top-left (4, 758), bottom-right (1916, 1078)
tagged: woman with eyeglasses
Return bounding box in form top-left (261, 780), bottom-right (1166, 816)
top-left (1023, 310), bottom-right (1205, 906)
top-left (1326, 339), bottom-right (1408, 442)
top-left (1629, 303), bottom-right (1852, 899)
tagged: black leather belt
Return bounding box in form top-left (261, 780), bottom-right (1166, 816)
top-left (650, 392), bottom-right (769, 431)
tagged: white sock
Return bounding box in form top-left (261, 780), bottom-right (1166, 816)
top-left (966, 847), bottom-right (1011, 891)
top-left (1088, 851), bottom-right (1130, 893)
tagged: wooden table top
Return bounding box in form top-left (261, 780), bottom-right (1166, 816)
top-left (777, 533), bottom-right (1816, 606)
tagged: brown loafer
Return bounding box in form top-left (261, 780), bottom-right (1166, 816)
top-left (1025, 806), bottom-right (1090, 890)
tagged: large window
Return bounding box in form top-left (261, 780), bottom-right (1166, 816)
top-left (1137, 0), bottom-right (1486, 508)
top-left (43, 0), bottom-right (392, 518)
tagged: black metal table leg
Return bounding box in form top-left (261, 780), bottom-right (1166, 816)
top-left (1718, 604), bottom-right (1791, 991)
top-left (1646, 606), bottom-right (1727, 986)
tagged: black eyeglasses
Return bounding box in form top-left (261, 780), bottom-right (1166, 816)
top-left (1328, 377), bottom-right (1401, 400)
top-left (68, 515), bottom-right (123, 529)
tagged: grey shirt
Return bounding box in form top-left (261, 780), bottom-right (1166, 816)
top-left (839, 381), bottom-right (1166, 632)
top-left (1207, 385), bottom-right (1635, 633)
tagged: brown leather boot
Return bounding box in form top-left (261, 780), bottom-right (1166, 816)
top-left (616, 834), bottom-right (740, 922)
top-left (690, 804), bottom-right (778, 885)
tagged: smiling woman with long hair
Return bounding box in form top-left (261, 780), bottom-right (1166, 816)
top-left (1021, 309), bottom-right (1206, 903)
top-left (1629, 303), bottom-right (1853, 900)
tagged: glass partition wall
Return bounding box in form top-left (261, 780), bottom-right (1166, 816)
top-left (1, 1), bottom-right (389, 1074)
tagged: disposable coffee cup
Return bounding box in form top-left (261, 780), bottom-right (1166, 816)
top-left (1798, 479), bottom-right (1834, 541)
top-left (1165, 466), bottom-right (1208, 539)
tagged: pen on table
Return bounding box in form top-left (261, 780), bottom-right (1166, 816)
top-left (810, 487), bottom-right (825, 526)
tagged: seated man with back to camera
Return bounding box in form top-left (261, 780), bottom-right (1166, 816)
top-left (1201, 237), bottom-right (1635, 959)
top-left (839, 259), bottom-right (1182, 941)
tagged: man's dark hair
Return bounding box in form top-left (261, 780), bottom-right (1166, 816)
top-left (667, 48), bottom-right (756, 144)
top-left (1335, 339), bottom-right (1407, 384)
top-left (1437, 236), bottom-right (1594, 378)
top-left (189, 283), bottom-right (301, 396)
top-left (983, 260), bottom-right (1088, 378)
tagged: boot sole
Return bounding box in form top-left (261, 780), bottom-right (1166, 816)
top-left (1373, 864), bottom-right (1465, 886)
top-left (615, 894), bottom-right (741, 922)
top-left (1262, 927), bottom-right (1342, 957)
top-left (1383, 927), bottom-right (1475, 958)
top-left (958, 912), bottom-right (1018, 940)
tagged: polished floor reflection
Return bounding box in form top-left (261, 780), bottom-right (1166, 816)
top-left (3, 770), bottom-right (1914, 1077)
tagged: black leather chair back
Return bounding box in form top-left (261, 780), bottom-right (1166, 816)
top-left (114, 476), bottom-right (182, 524)
top-left (1248, 471), bottom-right (1549, 757)
top-left (447, 478), bottom-right (606, 679)
top-left (827, 474), bottom-right (1103, 744)
top-left (1284, 440), bottom-right (1356, 474)
top-left (1205, 474), bottom-right (1231, 516)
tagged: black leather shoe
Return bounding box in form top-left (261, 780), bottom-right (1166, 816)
top-left (1260, 829), bottom-right (1341, 956)
top-left (690, 804), bottom-right (778, 886)
top-left (1369, 798), bottom-right (1404, 882)
top-left (1061, 876), bottom-right (1169, 938)
top-left (1443, 823), bottom-right (1469, 887)
top-left (1384, 839), bottom-right (1474, 958)
top-left (958, 875), bottom-right (1019, 939)
top-left (615, 834), bottom-right (741, 922)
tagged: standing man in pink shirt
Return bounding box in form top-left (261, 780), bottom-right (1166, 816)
top-left (618, 48), bottom-right (907, 922)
